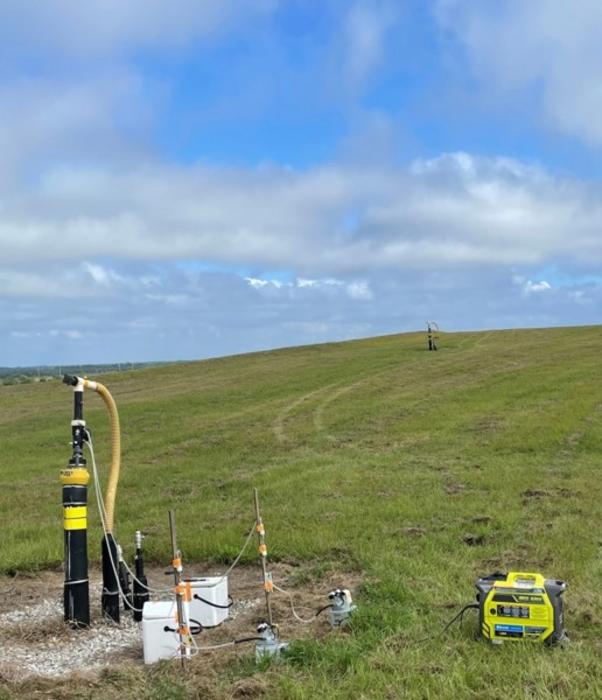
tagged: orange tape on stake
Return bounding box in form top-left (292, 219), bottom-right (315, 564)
top-left (256, 523), bottom-right (265, 534)
top-left (172, 557), bottom-right (181, 568)
top-left (264, 580), bottom-right (274, 593)
top-left (258, 543), bottom-right (267, 556)
top-left (175, 582), bottom-right (192, 601)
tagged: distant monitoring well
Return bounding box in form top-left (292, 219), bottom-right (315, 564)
top-left (426, 321), bottom-right (440, 351)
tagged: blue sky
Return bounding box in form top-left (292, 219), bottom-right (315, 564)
top-left (0, 0), bottom-right (601, 366)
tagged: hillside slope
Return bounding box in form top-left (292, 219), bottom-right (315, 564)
top-left (1, 326), bottom-right (601, 699)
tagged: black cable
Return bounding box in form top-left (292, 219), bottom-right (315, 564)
top-left (440, 603), bottom-right (479, 635)
top-left (190, 618), bottom-right (203, 636)
top-left (163, 619), bottom-right (203, 635)
top-left (193, 593), bottom-right (234, 609)
top-left (415, 603), bottom-right (479, 644)
top-left (314, 603), bottom-right (333, 617)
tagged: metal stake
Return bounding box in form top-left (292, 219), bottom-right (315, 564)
top-left (253, 488), bottom-right (273, 627)
top-left (169, 510), bottom-right (190, 668)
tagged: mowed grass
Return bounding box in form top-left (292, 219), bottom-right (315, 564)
top-left (1, 326), bottom-right (602, 699)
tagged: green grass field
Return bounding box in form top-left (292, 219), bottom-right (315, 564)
top-left (1, 326), bottom-right (602, 699)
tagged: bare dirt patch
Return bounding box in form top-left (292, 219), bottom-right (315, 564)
top-left (462, 533), bottom-right (486, 547)
top-left (522, 488), bottom-right (549, 501)
top-left (0, 562), bottom-right (362, 680)
top-left (444, 481), bottom-right (466, 495)
top-left (401, 526), bottom-right (427, 537)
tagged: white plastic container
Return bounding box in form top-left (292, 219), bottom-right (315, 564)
top-left (187, 576), bottom-right (229, 628)
top-left (142, 600), bottom-right (189, 665)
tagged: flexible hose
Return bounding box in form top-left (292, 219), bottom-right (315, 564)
top-left (193, 593), bottom-right (234, 609)
top-left (273, 582), bottom-right (333, 623)
top-left (83, 379), bottom-right (121, 532)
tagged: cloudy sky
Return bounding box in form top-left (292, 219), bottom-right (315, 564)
top-left (1, 0), bottom-right (601, 366)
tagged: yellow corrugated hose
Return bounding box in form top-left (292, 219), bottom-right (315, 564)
top-left (83, 379), bottom-right (121, 533)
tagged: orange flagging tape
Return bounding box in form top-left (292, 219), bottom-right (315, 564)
top-left (258, 544), bottom-right (267, 555)
top-left (264, 580), bottom-right (274, 592)
top-left (175, 582), bottom-right (192, 600)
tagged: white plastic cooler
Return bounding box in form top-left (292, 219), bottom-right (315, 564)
top-left (187, 576), bottom-right (229, 628)
top-left (142, 600), bottom-right (189, 664)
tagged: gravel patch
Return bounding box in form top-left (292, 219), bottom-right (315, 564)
top-left (0, 594), bottom-right (142, 678)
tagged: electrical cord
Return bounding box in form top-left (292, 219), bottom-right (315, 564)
top-left (273, 583), bottom-right (333, 624)
top-left (314, 604), bottom-right (334, 617)
top-left (201, 525), bottom-right (257, 587)
top-left (179, 634), bottom-right (266, 658)
top-left (164, 618), bottom-right (203, 636)
top-left (415, 603), bottom-right (479, 644)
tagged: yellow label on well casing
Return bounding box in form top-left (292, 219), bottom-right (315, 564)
top-left (64, 506), bottom-right (87, 530)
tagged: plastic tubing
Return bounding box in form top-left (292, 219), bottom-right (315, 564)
top-left (83, 379), bottom-right (121, 532)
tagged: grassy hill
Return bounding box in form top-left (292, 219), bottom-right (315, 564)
top-left (1, 326), bottom-right (601, 699)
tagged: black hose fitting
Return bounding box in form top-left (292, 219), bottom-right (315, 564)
top-left (193, 593), bottom-right (234, 609)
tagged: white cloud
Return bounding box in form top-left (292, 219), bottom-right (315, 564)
top-left (435, 0), bottom-right (602, 145)
top-left (1, 260), bottom-right (599, 366)
top-left (10, 331), bottom-right (37, 339)
top-left (0, 72), bottom-right (160, 201)
top-left (347, 280), bottom-right (373, 300)
top-left (0, 152), bottom-right (601, 275)
top-left (0, 1), bottom-right (277, 60)
top-left (84, 262), bottom-right (125, 287)
top-left (145, 293), bottom-right (190, 305)
top-left (0, 269), bottom-right (76, 299)
top-left (243, 276), bottom-right (372, 303)
top-left (0, 261), bottom-right (162, 301)
top-left (245, 277), bottom-right (271, 289)
top-left (296, 278), bottom-right (318, 288)
top-left (245, 277), bottom-right (285, 289)
top-left (343, 2), bottom-right (397, 92)
top-left (523, 280), bottom-right (552, 295)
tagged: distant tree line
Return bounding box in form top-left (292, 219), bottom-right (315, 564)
top-left (0, 362), bottom-right (175, 386)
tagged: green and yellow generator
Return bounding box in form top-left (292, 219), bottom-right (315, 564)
top-left (476, 572), bottom-right (567, 645)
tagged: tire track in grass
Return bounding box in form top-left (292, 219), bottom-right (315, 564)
top-left (311, 334), bottom-right (510, 442)
top-left (276, 361), bottom-right (407, 445)
top-left (280, 331), bottom-right (527, 446)
top-left (457, 330), bottom-right (495, 350)
top-left (556, 403), bottom-right (602, 463)
top-left (313, 379), bottom-right (367, 440)
top-left (272, 384), bottom-right (339, 443)
top-left (473, 330), bottom-right (495, 348)
top-left (521, 402), bottom-right (602, 568)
